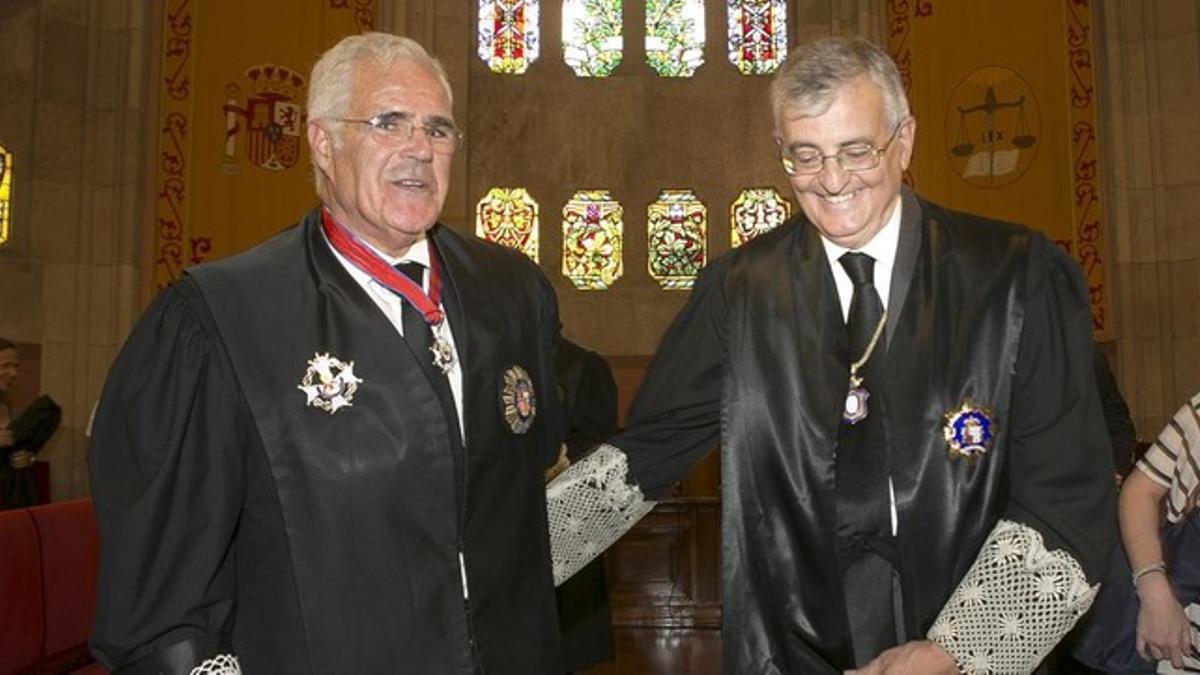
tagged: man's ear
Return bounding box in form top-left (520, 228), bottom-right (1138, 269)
top-left (897, 115), bottom-right (917, 171)
top-left (308, 121), bottom-right (334, 175)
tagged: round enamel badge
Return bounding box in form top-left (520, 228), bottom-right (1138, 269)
top-left (501, 365), bottom-right (537, 434)
top-left (943, 401), bottom-right (996, 459)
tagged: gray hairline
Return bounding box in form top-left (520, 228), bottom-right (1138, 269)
top-left (770, 38), bottom-right (910, 131)
top-left (307, 33), bottom-right (455, 196)
top-left (307, 32), bottom-right (454, 122)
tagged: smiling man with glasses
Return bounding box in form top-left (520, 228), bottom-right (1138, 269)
top-left (90, 32), bottom-right (566, 675)
top-left (548, 36), bottom-right (1116, 675)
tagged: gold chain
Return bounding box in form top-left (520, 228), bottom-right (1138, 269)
top-left (849, 310), bottom-right (888, 380)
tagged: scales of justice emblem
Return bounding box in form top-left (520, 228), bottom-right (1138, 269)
top-left (946, 66), bottom-right (1040, 189)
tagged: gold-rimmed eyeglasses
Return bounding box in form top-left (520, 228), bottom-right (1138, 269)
top-left (330, 111), bottom-right (464, 154)
top-left (779, 120), bottom-right (905, 176)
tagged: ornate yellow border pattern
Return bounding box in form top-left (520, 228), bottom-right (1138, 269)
top-left (1065, 0), bottom-right (1107, 332)
top-left (885, 0), bottom-right (932, 188)
top-left (330, 0), bottom-right (376, 32)
top-left (154, 0), bottom-right (206, 289)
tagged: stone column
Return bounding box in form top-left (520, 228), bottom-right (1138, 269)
top-left (0, 0), bottom-right (153, 500)
top-left (1095, 0), bottom-right (1200, 434)
top-left (382, 0), bottom-right (472, 231)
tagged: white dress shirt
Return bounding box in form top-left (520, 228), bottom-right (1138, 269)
top-left (325, 232), bottom-right (466, 441)
top-left (817, 194), bottom-right (904, 535)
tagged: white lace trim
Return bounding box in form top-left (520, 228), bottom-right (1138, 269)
top-left (546, 443), bottom-right (655, 586)
top-left (927, 519), bottom-right (1098, 675)
top-left (189, 654), bottom-right (241, 675)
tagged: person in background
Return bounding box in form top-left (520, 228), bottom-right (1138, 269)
top-left (0, 338), bottom-right (33, 509)
top-left (0, 338), bottom-right (59, 510)
top-left (554, 336), bottom-right (619, 673)
top-left (88, 32), bottom-right (565, 674)
top-left (1117, 392), bottom-right (1200, 671)
top-left (1093, 342), bottom-right (1139, 480)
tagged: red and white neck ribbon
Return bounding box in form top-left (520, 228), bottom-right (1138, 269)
top-left (321, 208), bottom-right (444, 326)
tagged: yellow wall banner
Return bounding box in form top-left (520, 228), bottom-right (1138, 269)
top-left (154, 0), bottom-right (378, 290)
top-left (886, 0), bottom-right (1108, 332)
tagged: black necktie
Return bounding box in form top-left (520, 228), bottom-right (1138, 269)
top-left (395, 261), bottom-right (465, 505)
top-left (839, 252), bottom-right (884, 362)
top-left (835, 252), bottom-right (899, 665)
top-left (396, 261), bottom-right (436, 368)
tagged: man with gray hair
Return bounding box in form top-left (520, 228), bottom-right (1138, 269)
top-left (549, 36), bottom-right (1115, 674)
top-left (90, 32), bottom-right (565, 673)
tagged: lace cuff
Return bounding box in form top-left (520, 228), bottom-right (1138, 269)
top-left (928, 519), bottom-right (1098, 674)
top-left (190, 654), bottom-right (241, 675)
top-left (546, 443), bottom-right (656, 586)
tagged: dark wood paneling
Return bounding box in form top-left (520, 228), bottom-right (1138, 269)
top-left (578, 356), bottom-right (722, 673)
top-left (581, 627), bottom-right (721, 675)
top-left (607, 496), bottom-right (721, 629)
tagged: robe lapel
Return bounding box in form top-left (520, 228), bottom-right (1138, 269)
top-left (428, 226), bottom-right (468, 375)
top-left (795, 220), bottom-right (854, 445)
top-left (884, 189), bottom-right (923, 350)
top-left (305, 216), bottom-right (460, 453)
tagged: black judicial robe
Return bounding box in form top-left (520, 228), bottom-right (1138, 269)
top-left (88, 209), bottom-right (565, 674)
top-left (615, 190), bottom-right (1117, 673)
top-left (554, 337), bottom-right (618, 670)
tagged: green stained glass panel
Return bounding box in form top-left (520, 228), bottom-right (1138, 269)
top-left (646, 0), bottom-right (706, 77)
top-left (562, 0), bottom-right (623, 77)
top-left (647, 189), bottom-right (706, 289)
top-left (562, 190), bottom-right (623, 290)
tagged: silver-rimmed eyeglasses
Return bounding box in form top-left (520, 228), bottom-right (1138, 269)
top-left (780, 120), bottom-right (904, 176)
top-left (331, 111), bottom-right (464, 154)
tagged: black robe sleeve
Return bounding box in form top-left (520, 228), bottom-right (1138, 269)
top-left (557, 338), bottom-right (619, 462)
top-left (89, 279), bottom-right (250, 673)
top-left (1091, 342), bottom-right (1139, 474)
top-left (613, 258), bottom-right (728, 498)
top-left (1004, 240), bottom-right (1117, 583)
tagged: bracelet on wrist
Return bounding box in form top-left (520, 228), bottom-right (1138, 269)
top-left (1131, 561), bottom-right (1167, 587)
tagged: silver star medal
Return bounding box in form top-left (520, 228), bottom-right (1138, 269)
top-left (298, 352), bottom-right (363, 414)
top-left (430, 322), bottom-right (456, 374)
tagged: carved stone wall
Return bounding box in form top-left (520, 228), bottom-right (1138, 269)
top-left (1095, 0), bottom-right (1200, 434)
top-left (0, 0), bottom-right (153, 500)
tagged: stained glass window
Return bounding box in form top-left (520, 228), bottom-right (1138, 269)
top-left (727, 0), bottom-right (788, 75)
top-left (646, 0), bottom-right (706, 77)
top-left (0, 142), bottom-right (10, 247)
top-left (731, 187), bottom-right (791, 247)
top-left (562, 0), bottom-right (623, 77)
top-left (562, 190), bottom-right (623, 290)
top-left (478, 0), bottom-right (540, 74)
top-left (475, 187), bottom-right (539, 261)
top-left (647, 189), bottom-right (706, 289)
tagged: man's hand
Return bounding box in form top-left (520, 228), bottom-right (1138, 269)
top-left (0, 425), bottom-right (13, 447)
top-left (845, 640), bottom-right (958, 675)
top-left (544, 444), bottom-right (569, 482)
top-left (9, 450), bottom-right (36, 470)
top-left (1135, 574), bottom-right (1196, 668)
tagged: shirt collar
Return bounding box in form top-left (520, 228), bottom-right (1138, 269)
top-left (818, 194), bottom-right (904, 317)
top-left (324, 229), bottom-right (431, 292)
top-left (819, 193), bottom-right (903, 268)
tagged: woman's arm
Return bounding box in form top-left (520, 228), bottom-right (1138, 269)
top-left (1119, 469), bottom-right (1194, 668)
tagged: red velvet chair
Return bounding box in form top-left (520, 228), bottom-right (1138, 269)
top-left (0, 499), bottom-right (106, 674)
top-left (0, 505), bottom-right (45, 673)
